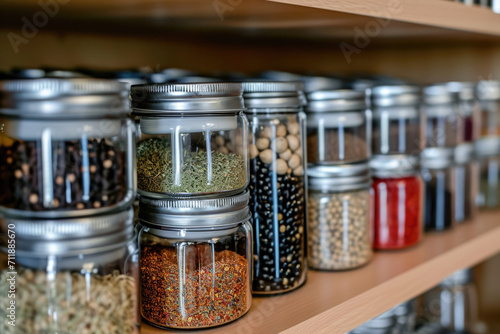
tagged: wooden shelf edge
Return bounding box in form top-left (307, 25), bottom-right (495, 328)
top-left (268, 0), bottom-right (500, 37)
top-left (282, 218), bottom-right (500, 333)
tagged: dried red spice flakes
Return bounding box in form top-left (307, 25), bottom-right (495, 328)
top-left (372, 176), bottom-right (423, 250)
top-left (140, 246), bottom-right (249, 329)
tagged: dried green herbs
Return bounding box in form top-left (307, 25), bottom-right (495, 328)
top-left (0, 268), bottom-right (138, 334)
top-left (137, 137), bottom-right (246, 194)
top-left (140, 246), bottom-right (249, 328)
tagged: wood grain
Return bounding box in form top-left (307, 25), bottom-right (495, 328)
top-left (141, 210), bottom-right (500, 334)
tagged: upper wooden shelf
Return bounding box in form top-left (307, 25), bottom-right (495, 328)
top-left (141, 210), bottom-right (500, 334)
top-left (1, 0), bottom-right (500, 44)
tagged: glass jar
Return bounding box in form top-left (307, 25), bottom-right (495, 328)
top-left (371, 155), bottom-right (423, 249)
top-left (446, 82), bottom-right (480, 143)
top-left (475, 137), bottom-right (500, 209)
top-left (421, 269), bottom-right (478, 334)
top-left (370, 85), bottom-right (422, 156)
top-left (0, 208), bottom-right (138, 334)
top-left (137, 192), bottom-right (252, 329)
top-left (243, 81), bottom-right (307, 294)
top-left (477, 80), bottom-right (500, 137)
top-left (307, 163), bottom-right (373, 270)
top-left (421, 148), bottom-right (456, 231)
top-left (454, 143), bottom-right (478, 223)
top-left (306, 90), bottom-right (370, 164)
top-left (423, 84), bottom-right (463, 148)
top-left (131, 83), bottom-right (249, 197)
top-left (349, 305), bottom-right (398, 334)
top-left (0, 79), bottom-right (135, 218)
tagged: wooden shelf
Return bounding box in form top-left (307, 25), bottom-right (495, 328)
top-left (141, 210), bottom-right (500, 334)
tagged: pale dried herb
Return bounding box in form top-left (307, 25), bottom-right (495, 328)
top-left (137, 137), bottom-right (246, 194)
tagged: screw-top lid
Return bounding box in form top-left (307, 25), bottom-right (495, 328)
top-left (131, 82), bottom-right (244, 114)
top-left (370, 154), bottom-right (419, 177)
top-left (370, 85), bottom-right (421, 107)
top-left (0, 78), bottom-right (129, 118)
top-left (0, 208), bottom-right (133, 256)
top-left (477, 80), bottom-right (500, 100)
top-left (423, 84), bottom-right (459, 105)
top-left (138, 190), bottom-right (250, 228)
top-left (421, 147), bottom-right (455, 169)
top-left (260, 71), bottom-right (343, 93)
top-left (445, 81), bottom-right (475, 101)
top-left (455, 143), bottom-right (475, 164)
top-left (475, 136), bottom-right (500, 157)
top-left (440, 268), bottom-right (473, 286)
top-left (242, 81), bottom-right (303, 110)
top-left (306, 89), bottom-right (366, 112)
top-left (308, 162), bottom-right (371, 191)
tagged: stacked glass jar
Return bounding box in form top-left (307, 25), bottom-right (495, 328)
top-left (242, 82), bottom-right (307, 294)
top-left (305, 89), bottom-right (373, 270)
top-left (131, 83), bottom-right (253, 328)
top-left (446, 82), bottom-right (479, 223)
top-left (0, 78), bottom-right (139, 333)
top-left (370, 85), bottom-right (424, 249)
top-left (476, 80), bottom-right (500, 209)
top-left (422, 84), bottom-right (462, 231)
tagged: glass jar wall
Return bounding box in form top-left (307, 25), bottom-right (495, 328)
top-left (306, 90), bottom-right (369, 164)
top-left (454, 144), bottom-right (478, 223)
top-left (137, 192), bottom-right (252, 329)
top-left (446, 82), bottom-right (480, 143)
top-left (371, 155), bottom-right (423, 250)
top-left (307, 164), bottom-right (373, 270)
top-left (477, 80), bottom-right (500, 137)
top-left (131, 83), bottom-right (248, 197)
top-left (370, 85), bottom-right (422, 156)
top-left (0, 208), bottom-right (138, 334)
top-left (0, 79), bottom-right (134, 217)
top-left (243, 82), bottom-right (307, 294)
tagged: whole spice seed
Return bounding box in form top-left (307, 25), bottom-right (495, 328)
top-left (372, 176), bottom-right (423, 249)
top-left (249, 118), bottom-right (306, 293)
top-left (140, 246), bottom-right (249, 329)
top-left (0, 138), bottom-right (125, 211)
top-left (307, 189), bottom-right (372, 270)
top-left (0, 268), bottom-right (138, 334)
top-left (136, 137), bottom-right (246, 194)
top-left (307, 129), bottom-right (368, 164)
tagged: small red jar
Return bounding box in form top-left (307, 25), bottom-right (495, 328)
top-left (371, 155), bottom-right (423, 250)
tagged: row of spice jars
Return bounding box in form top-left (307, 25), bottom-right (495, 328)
top-left (0, 207), bottom-right (140, 334)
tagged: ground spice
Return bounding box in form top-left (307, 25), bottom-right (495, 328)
top-left (137, 137), bottom-right (246, 194)
top-left (140, 246), bottom-right (249, 329)
top-left (372, 176), bottom-right (423, 249)
top-left (0, 268), bottom-right (138, 334)
top-left (307, 129), bottom-right (368, 164)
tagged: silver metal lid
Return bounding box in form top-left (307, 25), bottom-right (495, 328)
top-left (131, 82), bottom-right (244, 114)
top-left (308, 163), bottom-right (371, 191)
top-left (0, 78), bottom-right (129, 118)
top-left (477, 80), bottom-right (500, 100)
top-left (370, 85), bottom-right (421, 107)
top-left (445, 81), bottom-right (475, 101)
top-left (475, 136), bottom-right (500, 157)
top-left (423, 84), bottom-right (458, 105)
top-left (242, 81), bottom-right (302, 110)
top-left (440, 268), bottom-right (473, 286)
top-left (0, 207), bottom-right (133, 256)
top-left (306, 89), bottom-right (366, 112)
top-left (455, 143), bottom-right (475, 164)
top-left (421, 147), bottom-right (455, 169)
top-left (260, 71), bottom-right (343, 93)
top-left (138, 190), bottom-right (250, 228)
top-left (370, 154), bottom-right (419, 177)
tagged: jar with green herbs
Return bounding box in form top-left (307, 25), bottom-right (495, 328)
top-left (306, 89), bottom-right (370, 164)
top-left (0, 78), bottom-right (135, 218)
top-left (137, 191), bottom-right (252, 329)
top-left (242, 81), bottom-right (307, 295)
top-left (307, 163), bottom-right (373, 271)
top-left (131, 83), bottom-right (249, 197)
top-left (0, 208), bottom-right (139, 334)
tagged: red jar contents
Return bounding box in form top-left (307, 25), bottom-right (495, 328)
top-left (372, 175), bottom-right (423, 249)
